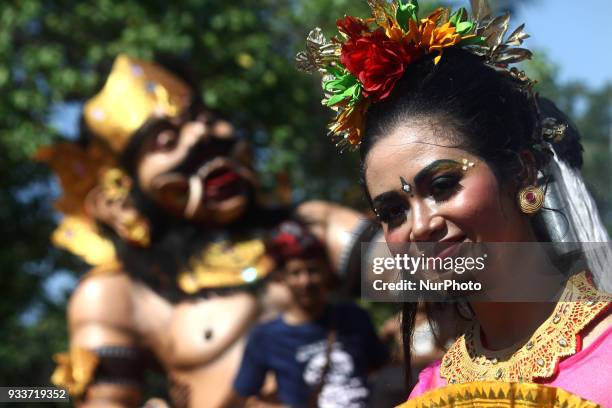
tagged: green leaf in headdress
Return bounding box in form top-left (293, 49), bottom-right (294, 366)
top-left (326, 93), bottom-right (348, 107)
top-left (348, 83), bottom-right (362, 105)
top-left (325, 64), bottom-right (346, 79)
top-left (323, 72), bottom-right (357, 93)
top-left (396, 0), bottom-right (419, 32)
top-left (459, 35), bottom-right (486, 46)
top-left (456, 21), bottom-right (475, 35)
top-left (323, 72), bottom-right (362, 107)
top-left (326, 83), bottom-right (361, 107)
top-left (449, 7), bottom-right (468, 27)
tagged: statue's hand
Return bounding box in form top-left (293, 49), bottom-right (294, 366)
top-left (296, 200), bottom-right (370, 270)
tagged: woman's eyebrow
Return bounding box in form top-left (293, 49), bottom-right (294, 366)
top-left (371, 191), bottom-right (404, 208)
top-left (413, 159), bottom-right (462, 186)
top-left (371, 159), bottom-right (463, 204)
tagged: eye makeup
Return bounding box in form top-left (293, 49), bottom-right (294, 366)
top-left (413, 159), bottom-right (466, 188)
top-left (371, 159), bottom-right (470, 229)
top-left (415, 159), bottom-right (466, 202)
top-left (372, 191), bottom-right (409, 229)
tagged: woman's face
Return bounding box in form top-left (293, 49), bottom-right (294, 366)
top-left (364, 119), bottom-right (534, 247)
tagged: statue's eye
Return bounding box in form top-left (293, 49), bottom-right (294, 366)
top-left (154, 129), bottom-right (179, 151)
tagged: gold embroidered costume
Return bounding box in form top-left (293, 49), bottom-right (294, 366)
top-left (440, 272), bottom-right (612, 384)
top-left (402, 272), bottom-right (611, 407)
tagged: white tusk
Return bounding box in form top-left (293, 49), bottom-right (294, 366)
top-left (185, 174), bottom-right (204, 219)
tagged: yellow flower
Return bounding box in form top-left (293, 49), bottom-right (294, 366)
top-left (330, 101), bottom-right (370, 146)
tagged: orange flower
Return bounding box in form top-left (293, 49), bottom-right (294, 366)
top-left (417, 8), bottom-right (463, 64)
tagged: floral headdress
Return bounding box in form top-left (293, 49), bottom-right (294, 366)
top-left (296, 0), bottom-right (534, 151)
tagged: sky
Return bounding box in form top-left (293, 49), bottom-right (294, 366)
top-left (516, 0), bottom-right (612, 89)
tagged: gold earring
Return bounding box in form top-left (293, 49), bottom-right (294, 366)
top-left (518, 185), bottom-right (544, 214)
top-left (100, 168), bottom-right (151, 247)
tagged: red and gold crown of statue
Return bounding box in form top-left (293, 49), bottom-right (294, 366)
top-left (296, 0), bottom-right (533, 151)
top-left (84, 54), bottom-right (192, 152)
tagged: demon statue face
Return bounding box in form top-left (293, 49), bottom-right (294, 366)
top-left (130, 107), bottom-right (257, 225)
top-left (82, 55), bottom-right (257, 234)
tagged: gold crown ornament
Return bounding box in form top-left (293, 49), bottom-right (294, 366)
top-left (84, 54), bottom-right (193, 152)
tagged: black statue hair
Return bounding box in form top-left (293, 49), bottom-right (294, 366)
top-left (357, 47), bottom-right (584, 389)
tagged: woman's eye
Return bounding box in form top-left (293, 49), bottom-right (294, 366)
top-left (377, 203), bottom-right (408, 229)
top-left (431, 174), bottom-right (462, 201)
top-left (155, 130), bottom-right (179, 151)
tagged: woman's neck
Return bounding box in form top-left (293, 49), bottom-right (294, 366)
top-left (470, 236), bottom-right (566, 350)
top-left (470, 301), bottom-right (556, 350)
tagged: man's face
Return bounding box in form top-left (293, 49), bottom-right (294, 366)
top-left (283, 258), bottom-right (329, 310)
top-left (135, 109), bottom-right (257, 225)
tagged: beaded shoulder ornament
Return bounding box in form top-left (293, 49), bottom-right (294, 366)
top-left (440, 272), bottom-right (612, 384)
top-left (296, 0), bottom-right (536, 151)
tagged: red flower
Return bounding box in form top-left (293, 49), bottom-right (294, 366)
top-left (336, 15), bottom-right (369, 39)
top-left (340, 30), bottom-right (418, 101)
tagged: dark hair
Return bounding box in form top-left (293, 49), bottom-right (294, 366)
top-left (360, 47), bottom-right (551, 189)
top-left (357, 47), bottom-right (583, 389)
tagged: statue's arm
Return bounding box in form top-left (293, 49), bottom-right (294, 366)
top-left (65, 273), bottom-right (143, 408)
